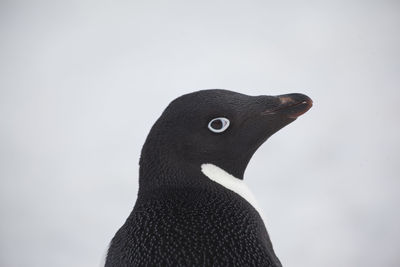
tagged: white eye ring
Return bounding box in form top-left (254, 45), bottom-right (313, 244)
top-left (208, 117), bottom-right (230, 133)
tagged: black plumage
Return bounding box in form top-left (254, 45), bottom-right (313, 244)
top-left (105, 89), bottom-right (312, 266)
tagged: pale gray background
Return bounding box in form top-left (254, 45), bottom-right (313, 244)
top-left (1, 1), bottom-right (399, 266)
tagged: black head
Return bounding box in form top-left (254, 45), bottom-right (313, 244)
top-left (139, 89), bottom-right (312, 190)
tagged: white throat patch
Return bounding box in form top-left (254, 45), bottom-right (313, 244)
top-left (200, 163), bottom-right (263, 220)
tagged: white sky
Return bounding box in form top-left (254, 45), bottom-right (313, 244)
top-left (1, 1), bottom-right (399, 266)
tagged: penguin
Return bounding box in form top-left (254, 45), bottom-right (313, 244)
top-left (105, 89), bottom-right (312, 267)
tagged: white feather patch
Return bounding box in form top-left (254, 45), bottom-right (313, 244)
top-left (201, 163), bottom-right (265, 224)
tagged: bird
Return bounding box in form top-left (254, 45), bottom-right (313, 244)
top-left (105, 89), bottom-right (312, 267)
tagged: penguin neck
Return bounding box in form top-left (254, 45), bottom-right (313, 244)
top-left (138, 139), bottom-right (203, 193)
top-left (139, 148), bottom-right (249, 194)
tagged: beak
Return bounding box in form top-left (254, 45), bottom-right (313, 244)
top-left (262, 93), bottom-right (313, 119)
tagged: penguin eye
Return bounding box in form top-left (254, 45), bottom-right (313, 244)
top-left (208, 117), bottom-right (230, 133)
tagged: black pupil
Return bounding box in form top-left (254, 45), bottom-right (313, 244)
top-left (211, 119), bottom-right (223, 129)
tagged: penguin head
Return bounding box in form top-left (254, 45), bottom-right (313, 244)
top-left (140, 89), bottom-right (312, 185)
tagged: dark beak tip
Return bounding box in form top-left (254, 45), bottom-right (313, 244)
top-left (303, 96), bottom-right (313, 108)
top-left (276, 93), bottom-right (313, 118)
